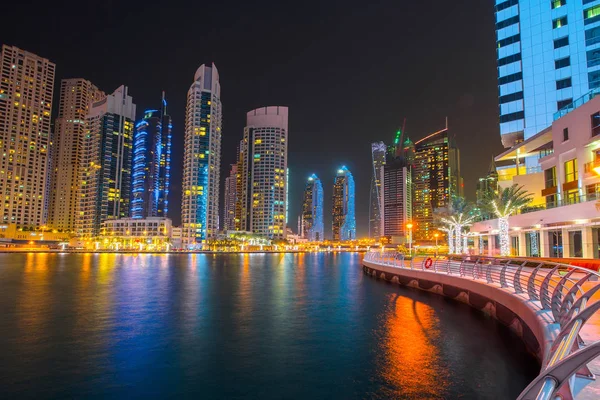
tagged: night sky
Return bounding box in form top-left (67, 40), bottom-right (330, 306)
top-left (2, 0), bottom-right (503, 237)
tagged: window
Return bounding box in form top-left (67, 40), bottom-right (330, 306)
top-left (545, 167), bottom-right (556, 188)
top-left (586, 26), bottom-right (600, 46)
top-left (557, 98), bottom-right (572, 110)
top-left (556, 77), bottom-right (572, 90)
top-left (551, 0), bottom-right (566, 9)
top-left (497, 16), bottom-right (519, 30)
top-left (497, 34), bottom-right (520, 48)
top-left (499, 91), bottom-right (524, 104)
top-left (563, 127), bottom-right (569, 141)
top-left (586, 183), bottom-right (600, 200)
top-left (565, 189), bottom-right (580, 204)
top-left (553, 16), bottom-right (568, 29)
top-left (498, 72), bottom-right (522, 85)
top-left (590, 71), bottom-right (600, 89)
top-left (592, 112), bottom-right (600, 137)
top-left (564, 158), bottom-right (578, 182)
top-left (554, 36), bottom-right (569, 49)
top-left (495, 0), bottom-right (518, 11)
top-left (498, 53), bottom-right (522, 66)
top-left (500, 111), bottom-right (524, 123)
top-left (555, 57), bottom-right (570, 69)
top-left (584, 5), bottom-right (600, 25)
top-left (588, 48), bottom-right (600, 68)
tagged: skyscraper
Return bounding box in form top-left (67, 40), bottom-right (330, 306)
top-left (332, 166), bottom-right (356, 241)
top-left (413, 124), bottom-right (462, 240)
top-left (369, 142), bottom-right (386, 239)
top-left (77, 85), bottom-right (135, 238)
top-left (0, 45), bottom-right (55, 228)
top-left (181, 63), bottom-right (222, 247)
top-left (301, 174), bottom-right (324, 241)
top-left (237, 106), bottom-right (288, 239)
top-left (131, 93), bottom-right (172, 219)
top-left (48, 79), bottom-right (104, 232)
top-left (382, 147), bottom-right (412, 239)
top-left (223, 163), bottom-right (237, 231)
top-left (494, 0), bottom-right (600, 157)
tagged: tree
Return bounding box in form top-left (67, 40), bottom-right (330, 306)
top-left (483, 184), bottom-right (533, 256)
top-left (435, 196), bottom-right (478, 254)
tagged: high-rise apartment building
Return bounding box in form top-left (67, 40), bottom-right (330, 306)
top-left (369, 142), bottom-right (386, 239)
top-left (0, 45), bottom-right (55, 228)
top-left (332, 166), bottom-right (356, 241)
top-left (48, 79), bottom-right (104, 232)
top-left (413, 125), bottom-right (462, 240)
top-left (494, 0), bottom-right (600, 157)
top-left (181, 64), bottom-right (222, 247)
top-left (301, 174), bottom-right (324, 241)
top-left (76, 85), bottom-right (136, 238)
top-left (382, 151), bottom-right (412, 239)
top-left (223, 164), bottom-right (237, 231)
top-left (237, 106), bottom-right (288, 239)
top-left (131, 93), bottom-right (172, 219)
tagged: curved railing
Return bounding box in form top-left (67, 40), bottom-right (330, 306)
top-left (363, 252), bottom-right (600, 400)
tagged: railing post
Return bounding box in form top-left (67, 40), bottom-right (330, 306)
top-left (513, 261), bottom-right (527, 294)
top-left (486, 262), bottom-right (493, 284)
top-left (527, 264), bottom-right (542, 301)
top-left (540, 266), bottom-right (559, 310)
top-left (500, 261), bottom-right (508, 288)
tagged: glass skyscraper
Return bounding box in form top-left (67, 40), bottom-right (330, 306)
top-left (301, 174), bottom-right (324, 241)
top-left (495, 0), bottom-right (600, 159)
top-left (332, 166), bottom-right (356, 241)
top-left (131, 92), bottom-right (172, 219)
top-left (369, 142), bottom-right (386, 239)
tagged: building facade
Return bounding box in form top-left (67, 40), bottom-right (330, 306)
top-left (76, 85), bottom-right (136, 238)
top-left (131, 93), bottom-right (172, 219)
top-left (181, 64), bottom-right (222, 247)
top-left (223, 163), bottom-right (237, 231)
top-left (237, 106), bottom-right (288, 239)
top-left (369, 141), bottom-right (386, 239)
top-left (413, 125), bottom-right (462, 240)
top-left (301, 174), bottom-right (324, 241)
top-left (0, 45), bottom-right (55, 228)
top-left (100, 217), bottom-right (172, 251)
top-left (494, 0), bottom-right (600, 156)
top-left (382, 154), bottom-right (412, 239)
top-left (332, 166), bottom-right (356, 241)
top-left (48, 78), bottom-right (104, 232)
top-left (471, 94), bottom-right (600, 258)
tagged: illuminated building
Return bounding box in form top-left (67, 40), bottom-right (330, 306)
top-left (181, 63), bottom-right (222, 247)
top-left (382, 145), bottom-right (412, 239)
top-left (332, 166), bottom-right (356, 241)
top-left (476, 157), bottom-right (499, 205)
top-left (237, 106), bottom-right (288, 239)
top-left (48, 79), bottom-right (104, 232)
top-left (301, 174), bottom-right (324, 241)
top-left (413, 123), bottom-right (462, 240)
top-left (100, 217), bottom-right (172, 251)
top-left (76, 85), bottom-right (136, 238)
top-left (0, 45), bottom-right (55, 228)
top-left (131, 92), bottom-right (172, 219)
top-left (223, 164), bottom-right (237, 231)
top-left (369, 142), bottom-right (386, 238)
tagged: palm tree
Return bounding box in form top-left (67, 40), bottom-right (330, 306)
top-left (435, 196), bottom-right (478, 254)
top-left (483, 184), bottom-right (533, 256)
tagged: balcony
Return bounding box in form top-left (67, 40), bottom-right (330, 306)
top-left (554, 87), bottom-right (600, 120)
top-left (584, 159), bottom-right (600, 176)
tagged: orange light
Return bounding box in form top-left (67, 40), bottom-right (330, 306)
top-left (434, 233), bottom-right (439, 238)
top-left (593, 166), bottom-right (600, 175)
top-left (406, 223), bottom-right (413, 229)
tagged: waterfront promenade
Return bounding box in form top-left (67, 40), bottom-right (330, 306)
top-left (363, 253), bottom-right (600, 400)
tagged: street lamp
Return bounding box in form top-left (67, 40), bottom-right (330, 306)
top-left (406, 222), bottom-right (413, 257)
top-left (434, 233), bottom-right (439, 257)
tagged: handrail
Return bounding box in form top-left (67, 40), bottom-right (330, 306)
top-left (363, 252), bottom-right (600, 400)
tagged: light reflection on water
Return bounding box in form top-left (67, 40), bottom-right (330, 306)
top-left (0, 253), bottom-right (538, 399)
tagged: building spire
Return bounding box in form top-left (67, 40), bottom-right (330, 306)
top-left (488, 155), bottom-right (497, 175)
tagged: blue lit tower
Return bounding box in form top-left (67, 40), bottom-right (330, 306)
top-left (301, 174), bottom-right (324, 241)
top-left (131, 92), bottom-right (172, 218)
top-left (181, 64), bottom-right (222, 247)
top-left (332, 166), bottom-right (356, 241)
top-left (495, 0), bottom-right (600, 160)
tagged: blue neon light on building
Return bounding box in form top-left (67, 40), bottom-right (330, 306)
top-left (332, 166), bottom-right (356, 241)
top-left (302, 174), bottom-right (324, 241)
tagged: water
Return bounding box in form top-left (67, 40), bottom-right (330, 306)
top-left (0, 252), bottom-right (538, 399)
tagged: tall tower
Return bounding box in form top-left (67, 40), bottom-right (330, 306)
top-left (237, 106), bottom-right (288, 239)
top-left (223, 163), bottom-right (237, 231)
top-left (332, 166), bottom-right (356, 241)
top-left (369, 142), bottom-right (386, 239)
top-left (76, 85), bottom-right (136, 238)
top-left (48, 79), bottom-right (104, 232)
top-left (181, 63), bottom-right (222, 247)
top-left (131, 92), bottom-right (172, 219)
top-left (0, 45), bottom-right (55, 228)
top-left (382, 150), bottom-right (412, 239)
top-left (301, 174), bottom-right (324, 241)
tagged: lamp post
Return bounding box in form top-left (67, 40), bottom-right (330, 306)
top-left (406, 222), bottom-right (413, 257)
top-left (434, 233), bottom-right (439, 257)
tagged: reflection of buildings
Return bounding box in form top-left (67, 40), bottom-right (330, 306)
top-left (223, 164), bottom-right (238, 232)
top-left (471, 95), bottom-right (600, 258)
top-left (77, 86), bottom-right (136, 238)
top-left (131, 93), bottom-right (172, 219)
top-left (49, 78), bottom-right (104, 232)
top-left (413, 124), bottom-right (462, 240)
top-left (0, 45), bottom-right (55, 229)
top-left (301, 174), bottom-right (324, 241)
top-left (181, 63), bottom-right (222, 247)
top-left (237, 106), bottom-right (288, 239)
top-left (370, 142), bottom-right (386, 239)
top-left (332, 166), bottom-right (356, 241)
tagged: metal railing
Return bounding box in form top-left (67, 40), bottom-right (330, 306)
top-left (363, 252), bottom-right (600, 400)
